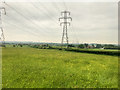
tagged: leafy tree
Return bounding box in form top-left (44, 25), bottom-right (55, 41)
top-left (13, 45), bottom-right (16, 47)
top-left (84, 43), bottom-right (88, 48)
top-left (78, 44), bottom-right (84, 48)
top-left (96, 44), bottom-right (102, 48)
top-left (68, 44), bottom-right (75, 47)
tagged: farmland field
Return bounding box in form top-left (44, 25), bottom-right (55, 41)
top-left (2, 47), bottom-right (118, 88)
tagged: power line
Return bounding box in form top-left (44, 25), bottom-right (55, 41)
top-left (62, 0), bottom-right (68, 11)
top-left (51, 0), bottom-right (61, 13)
top-left (3, 15), bottom-right (44, 39)
top-left (37, 1), bottom-right (59, 23)
top-left (26, 2), bottom-right (58, 32)
top-left (30, 2), bottom-right (58, 26)
top-left (4, 2), bottom-right (51, 36)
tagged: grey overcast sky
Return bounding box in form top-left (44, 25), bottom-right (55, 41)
top-left (1, 1), bottom-right (118, 44)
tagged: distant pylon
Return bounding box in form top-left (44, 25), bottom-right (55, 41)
top-left (0, 27), bottom-right (5, 43)
top-left (59, 11), bottom-right (72, 48)
top-left (0, 4), bottom-right (6, 46)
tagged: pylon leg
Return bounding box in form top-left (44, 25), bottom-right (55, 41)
top-left (61, 25), bottom-right (65, 48)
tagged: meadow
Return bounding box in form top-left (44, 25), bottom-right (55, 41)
top-left (2, 47), bottom-right (118, 88)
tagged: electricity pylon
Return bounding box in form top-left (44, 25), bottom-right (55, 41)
top-left (59, 11), bottom-right (72, 48)
top-left (0, 6), bottom-right (6, 46)
top-left (0, 27), bottom-right (5, 42)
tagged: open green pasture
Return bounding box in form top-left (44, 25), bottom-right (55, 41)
top-left (2, 47), bottom-right (118, 88)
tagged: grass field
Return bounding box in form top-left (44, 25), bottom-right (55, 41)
top-left (2, 47), bottom-right (118, 88)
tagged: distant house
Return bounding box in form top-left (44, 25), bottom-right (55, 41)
top-left (87, 45), bottom-right (94, 49)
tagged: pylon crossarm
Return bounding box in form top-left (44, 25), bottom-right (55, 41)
top-left (68, 17), bottom-right (72, 21)
top-left (0, 7), bottom-right (5, 9)
top-left (59, 17), bottom-right (63, 21)
top-left (60, 22), bottom-right (70, 26)
top-left (59, 17), bottom-right (72, 20)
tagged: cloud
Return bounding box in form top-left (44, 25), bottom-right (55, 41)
top-left (1, 2), bottom-right (118, 44)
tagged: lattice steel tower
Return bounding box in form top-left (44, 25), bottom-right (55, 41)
top-left (59, 11), bottom-right (72, 48)
top-left (0, 4), bottom-right (6, 46)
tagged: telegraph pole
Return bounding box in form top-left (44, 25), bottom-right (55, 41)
top-left (0, 4), bottom-right (6, 46)
top-left (59, 11), bottom-right (72, 48)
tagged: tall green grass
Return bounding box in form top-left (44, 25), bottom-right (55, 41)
top-left (2, 47), bottom-right (118, 88)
